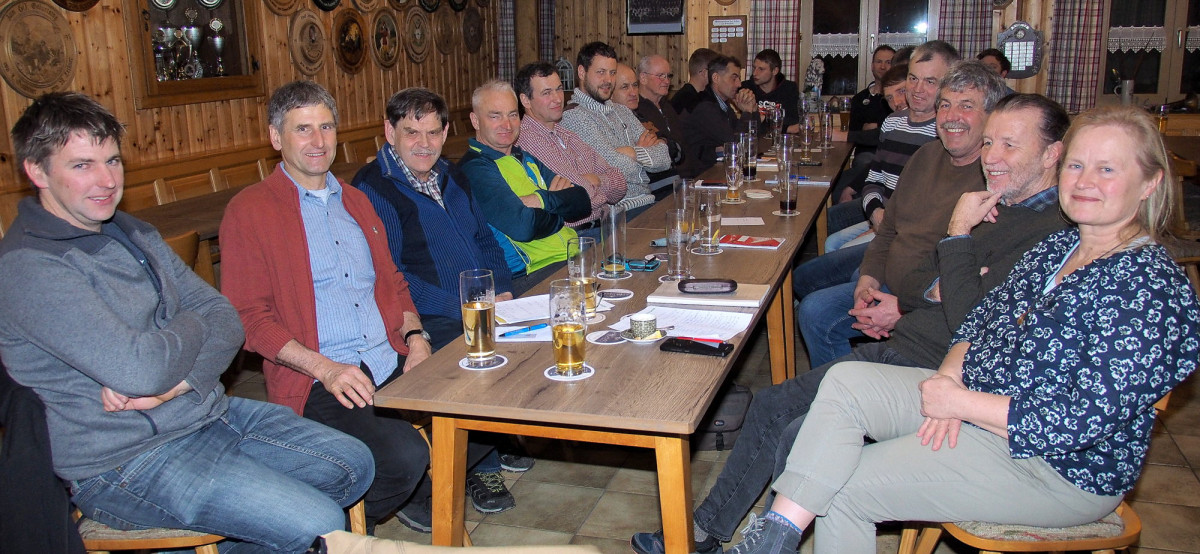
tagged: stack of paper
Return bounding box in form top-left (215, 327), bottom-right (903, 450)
top-left (609, 306), bottom-right (754, 341)
top-left (719, 234), bottom-right (785, 250)
top-left (646, 281), bottom-right (772, 308)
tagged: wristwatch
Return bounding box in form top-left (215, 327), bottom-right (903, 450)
top-left (404, 328), bottom-right (431, 345)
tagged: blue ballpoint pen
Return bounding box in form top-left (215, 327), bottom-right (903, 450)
top-left (499, 323), bottom-right (549, 337)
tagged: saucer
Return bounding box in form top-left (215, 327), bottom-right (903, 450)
top-left (621, 330), bottom-right (664, 344)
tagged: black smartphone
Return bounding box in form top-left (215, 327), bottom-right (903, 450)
top-left (660, 338), bottom-right (734, 357)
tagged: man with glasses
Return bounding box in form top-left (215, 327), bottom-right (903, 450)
top-left (636, 54), bottom-right (692, 179)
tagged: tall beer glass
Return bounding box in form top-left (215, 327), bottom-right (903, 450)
top-left (691, 187), bottom-right (723, 255)
top-left (723, 141), bottom-right (744, 204)
top-left (663, 209), bottom-right (692, 281)
top-left (549, 279), bottom-right (587, 376)
top-left (567, 236), bottom-right (600, 320)
top-left (598, 205), bottom-right (631, 280)
top-left (459, 269), bottom-right (496, 368)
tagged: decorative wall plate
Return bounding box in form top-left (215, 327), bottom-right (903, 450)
top-left (404, 5), bottom-right (430, 63)
top-left (333, 8), bottom-right (367, 73)
top-left (475, 0), bottom-right (487, 7)
top-left (313, 0), bottom-right (340, 12)
top-left (288, 9), bottom-right (326, 75)
top-left (264, 0), bottom-right (301, 16)
top-left (0, 0), bottom-right (77, 99)
top-left (418, 0), bottom-right (439, 12)
top-left (462, 5), bottom-right (482, 53)
top-left (51, 0), bottom-right (99, 11)
top-left (447, 0), bottom-right (467, 11)
top-left (197, 0), bottom-right (224, 9)
top-left (371, 9), bottom-right (400, 68)
top-left (352, 0), bottom-right (381, 11)
top-left (387, 0), bottom-right (409, 9)
top-left (433, 5), bottom-right (457, 55)
top-left (150, 0), bottom-right (177, 9)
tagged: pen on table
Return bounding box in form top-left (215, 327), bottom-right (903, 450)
top-left (675, 336), bottom-right (725, 345)
top-left (500, 323), bottom-right (548, 337)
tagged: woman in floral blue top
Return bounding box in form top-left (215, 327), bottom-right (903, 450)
top-left (724, 106), bottom-right (1200, 554)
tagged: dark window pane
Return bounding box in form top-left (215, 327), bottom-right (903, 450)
top-left (814, 0), bottom-right (859, 35)
top-left (1110, 0), bottom-right (1166, 27)
top-left (1104, 50), bottom-right (1162, 94)
top-left (820, 55), bottom-right (859, 95)
top-left (878, 0), bottom-right (927, 34)
top-left (1182, 49), bottom-right (1200, 95)
top-left (1190, 0), bottom-right (1200, 27)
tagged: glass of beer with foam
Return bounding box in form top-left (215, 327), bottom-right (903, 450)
top-left (549, 279), bottom-right (587, 376)
top-left (459, 269), bottom-right (496, 368)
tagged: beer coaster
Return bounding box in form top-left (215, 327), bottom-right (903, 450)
top-left (459, 354), bottom-right (507, 371)
top-left (772, 210), bottom-right (800, 217)
top-left (585, 313), bottom-right (606, 325)
top-left (587, 330), bottom-right (626, 345)
top-left (659, 274), bottom-right (687, 283)
top-left (744, 189), bottom-right (773, 199)
top-left (722, 198), bottom-right (746, 205)
top-left (598, 288), bottom-right (634, 301)
top-left (689, 247), bottom-right (723, 256)
top-left (544, 364), bottom-right (595, 382)
top-left (597, 271), bottom-right (632, 281)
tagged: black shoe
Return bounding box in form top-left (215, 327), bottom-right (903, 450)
top-left (631, 528), bottom-right (723, 554)
top-left (394, 492), bottom-right (433, 533)
top-left (498, 452), bottom-right (536, 472)
top-left (465, 470), bottom-right (515, 513)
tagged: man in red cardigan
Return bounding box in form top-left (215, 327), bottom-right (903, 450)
top-left (221, 81), bottom-right (435, 534)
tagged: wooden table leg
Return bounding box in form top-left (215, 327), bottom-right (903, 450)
top-left (194, 239), bottom-right (216, 287)
top-left (781, 271), bottom-right (796, 381)
top-left (654, 435), bottom-right (694, 554)
top-left (431, 416), bottom-right (468, 546)
top-left (767, 287), bottom-right (788, 385)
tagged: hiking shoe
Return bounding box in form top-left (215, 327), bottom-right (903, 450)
top-left (465, 471), bottom-right (515, 513)
top-left (726, 512), bottom-right (803, 554)
top-left (631, 528), bottom-right (723, 554)
top-left (498, 452), bottom-right (536, 472)
top-left (394, 492), bottom-right (433, 533)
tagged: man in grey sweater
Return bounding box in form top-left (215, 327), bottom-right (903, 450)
top-left (0, 92), bottom-right (374, 553)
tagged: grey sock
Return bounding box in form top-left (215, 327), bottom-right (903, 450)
top-left (693, 522), bottom-right (710, 542)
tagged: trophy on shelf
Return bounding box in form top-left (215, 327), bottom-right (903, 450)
top-left (178, 7), bottom-right (203, 79)
top-left (152, 27), bottom-right (174, 81)
top-left (208, 18), bottom-right (225, 76)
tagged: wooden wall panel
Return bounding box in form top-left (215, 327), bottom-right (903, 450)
top-left (0, 0), bottom-right (498, 231)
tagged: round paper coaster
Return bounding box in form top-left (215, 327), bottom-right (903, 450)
top-left (544, 364), bottom-right (595, 381)
top-left (659, 274), bottom-right (687, 283)
top-left (597, 271), bottom-right (632, 280)
top-left (722, 198), bottom-right (746, 205)
top-left (587, 330), bottom-right (626, 345)
top-left (771, 210), bottom-right (800, 217)
top-left (690, 247), bottom-right (723, 256)
top-left (585, 313), bottom-right (606, 325)
top-left (459, 354), bottom-right (508, 371)
top-left (598, 288), bottom-right (634, 301)
top-left (744, 189), bottom-right (773, 199)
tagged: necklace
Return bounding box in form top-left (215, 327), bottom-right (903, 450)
top-left (1016, 228), bottom-right (1145, 326)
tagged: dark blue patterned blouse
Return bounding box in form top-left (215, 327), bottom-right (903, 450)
top-left (954, 228), bottom-right (1199, 496)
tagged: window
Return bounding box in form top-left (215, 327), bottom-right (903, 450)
top-left (1102, 0), bottom-right (1200, 101)
top-left (800, 0), bottom-right (938, 96)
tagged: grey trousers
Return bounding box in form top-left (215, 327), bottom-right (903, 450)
top-left (772, 362), bottom-right (1122, 554)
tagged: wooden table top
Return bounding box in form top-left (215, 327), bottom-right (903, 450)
top-left (130, 185), bottom-right (247, 241)
top-left (373, 143), bottom-right (849, 435)
top-left (1165, 135), bottom-right (1200, 165)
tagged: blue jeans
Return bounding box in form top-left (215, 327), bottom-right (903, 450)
top-left (791, 242), bottom-right (868, 301)
top-left (824, 221), bottom-right (873, 252)
top-left (70, 397), bottom-right (374, 553)
top-left (825, 200), bottom-right (866, 236)
top-left (691, 344), bottom-right (918, 542)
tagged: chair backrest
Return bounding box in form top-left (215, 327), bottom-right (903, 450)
top-left (163, 231), bottom-right (201, 269)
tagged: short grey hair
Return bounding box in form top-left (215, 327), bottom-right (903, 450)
top-left (938, 60), bottom-right (1008, 112)
top-left (267, 80), bottom-right (339, 130)
top-left (471, 79), bottom-right (517, 113)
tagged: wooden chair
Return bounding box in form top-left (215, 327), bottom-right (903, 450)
top-left (163, 230), bottom-right (200, 269)
top-left (1168, 151), bottom-right (1199, 241)
top-left (897, 395), bottom-right (1171, 554)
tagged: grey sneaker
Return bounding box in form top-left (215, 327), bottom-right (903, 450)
top-left (465, 470), bottom-right (515, 513)
top-left (394, 492), bottom-right (432, 533)
top-left (630, 528), bottom-right (723, 554)
top-left (725, 513), bottom-right (803, 554)
top-left (498, 452), bottom-right (536, 472)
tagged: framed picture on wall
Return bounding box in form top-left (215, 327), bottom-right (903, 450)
top-left (627, 0), bottom-right (683, 35)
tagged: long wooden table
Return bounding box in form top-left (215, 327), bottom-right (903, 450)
top-left (374, 143), bottom-right (850, 553)
top-left (129, 185), bottom-right (248, 285)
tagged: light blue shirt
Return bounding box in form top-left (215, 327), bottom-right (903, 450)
top-left (285, 166), bottom-right (398, 385)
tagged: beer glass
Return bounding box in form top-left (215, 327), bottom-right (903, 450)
top-left (567, 237), bottom-right (600, 321)
top-left (598, 205), bottom-right (631, 280)
top-left (723, 141), bottom-right (744, 204)
top-left (549, 279), bottom-right (587, 376)
top-left (822, 111), bottom-right (834, 149)
top-left (459, 269), bottom-right (497, 368)
top-left (739, 131), bottom-right (758, 182)
top-left (770, 105), bottom-right (784, 155)
top-left (777, 134), bottom-right (793, 192)
top-left (674, 177), bottom-right (698, 214)
top-left (778, 161), bottom-right (799, 216)
top-left (663, 208), bottom-right (692, 281)
top-left (691, 187), bottom-right (723, 255)
top-left (798, 114), bottom-right (815, 162)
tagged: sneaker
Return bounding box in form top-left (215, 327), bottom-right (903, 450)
top-left (726, 512), bottom-right (803, 554)
top-left (498, 452), bottom-right (536, 472)
top-left (393, 492), bottom-right (433, 533)
top-left (631, 528), bottom-right (723, 554)
top-left (465, 470), bottom-right (515, 513)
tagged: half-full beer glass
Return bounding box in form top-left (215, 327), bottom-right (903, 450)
top-left (459, 269), bottom-right (496, 368)
top-left (723, 141), bottom-right (743, 204)
top-left (549, 279), bottom-right (587, 376)
top-left (598, 205), bottom-right (631, 280)
top-left (567, 237), bottom-right (599, 318)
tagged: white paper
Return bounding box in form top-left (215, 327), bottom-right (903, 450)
top-left (756, 162), bottom-right (779, 171)
top-left (495, 295), bottom-right (613, 325)
top-left (609, 306), bottom-right (753, 341)
top-left (723, 217), bottom-right (765, 226)
top-left (495, 325), bottom-right (552, 342)
top-left (795, 180), bottom-right (831, 187)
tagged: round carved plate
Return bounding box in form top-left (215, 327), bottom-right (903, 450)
top-left (371, 9), bottom-right (400, 68)
top-left (404, 5), bottom-right (430, 63)
top-left (51, 0), bottom-right (99, 11)
top-left (447, 0), bottom-right (466, 11)
top-left (461, 5), bottom-right (482, 54)
top-left (197, 0), bottom-right (224, 8)
top-left (288, 9), bottom-right (326, 76)
top-left (150, 0), bottom-right (176, 9)
top-left (387, 0), bottom-right (408, 9)
top-left (433, 5), bottom-right (457, 55)
top-left (352, 0), bottom-right (380, 11)
top-left (475, 0), bottom-right (487, 7)
top-left (0, 0), bottom-right (77, 99)
top-left (418, 0), bottom-right (438, 12)
top-left (333, 8), bottom-right (367, 74)
top-left (265, 0), bottom-right (301, 15)
top-left (313, 0), bottom-right (340, 12)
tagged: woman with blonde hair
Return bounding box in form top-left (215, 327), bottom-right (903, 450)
top-left (724, 105), bottom-right (1200, 554)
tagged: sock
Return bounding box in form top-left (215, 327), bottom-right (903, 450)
top-left (693, 522), bottom-right (710, 542)
top-left (765, 510), bottom-right (804, 534)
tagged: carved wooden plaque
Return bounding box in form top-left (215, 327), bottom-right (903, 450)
top-left (333, 8), bottom-right (367, 73)
top-left (352, 0), bottom-right (380, 12)
top-left (288, 8), bottom-right (326, 75)
top-left (51, 0), bottom-right (100, 11)
top-left (0, 0), bottom-right (77, 99)
top-left (433, 5), bottom-right (457, 55)
top-left (461, 5), bottom-right (482, 54)
top-left (264, 0), bottom-right (301, 16)
top-left (371, 9), bottom-right (400, 68)
top-left (404, 5), bottom-right (430, 63)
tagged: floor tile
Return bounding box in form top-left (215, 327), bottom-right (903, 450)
top-left (482, 480), bottom-right (603, 534)
top-left (519, 457), bottom-right (621, 489)
top-left (1128, 500), bottom-right (1200, 552)
top-left (1128, 464), bottom-right (1200, 506)
top-left (468, 523), bottom-right (574, 546)
top-left (570, 534), bottom-right (635, 554)
top-left (1146, 432), bottom-right (1188, 466)
top-left (1173, 434), bottom-right (1200, 468)
top-left (1162, 406), bottom-right (1200, 437)
top-left (576, 490), bottom-right (663, 540)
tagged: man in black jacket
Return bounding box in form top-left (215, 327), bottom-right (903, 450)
top-left (680, 55), bottom-right (761, 174)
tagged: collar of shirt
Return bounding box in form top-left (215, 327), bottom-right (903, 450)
top-left (570, 88), bottom-right (614, 114)
top-left (520, 116), bottom-right (568, 149)
top-left (1015, 186), bottom-right (1059, 212)
top-left (715, 93), bottom-right (730, 113)
top-left (281, 164), bottom-right (341, 203)
top-left (381, 144), bottom-right (444, 205)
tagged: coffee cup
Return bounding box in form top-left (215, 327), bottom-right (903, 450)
top-left (629, 313), bottom-right (658, 339)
